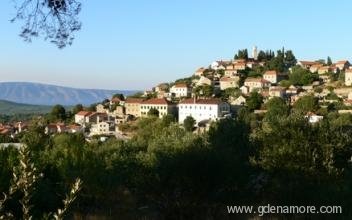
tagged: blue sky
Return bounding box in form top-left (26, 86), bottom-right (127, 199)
top-left (0, 0), bottom-right (352, 90)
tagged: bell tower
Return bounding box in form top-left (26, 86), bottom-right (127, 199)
top-left (252, 46), bottom-right (258, 60)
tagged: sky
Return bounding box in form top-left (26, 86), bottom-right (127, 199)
top-left (0, 0), bottom-right (352, 90)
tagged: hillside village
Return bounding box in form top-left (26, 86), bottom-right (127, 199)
top-left (2, 46), bottom-right (352, 139)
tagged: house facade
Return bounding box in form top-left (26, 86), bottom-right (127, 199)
top-left (96, 104), bottom-right (108, 113)
top-left (298, 61), bottom-right (319, 69)
top-left (140, 98), bottom-right (176, 118)
top-left (178, 98), bottom-right (230, 124)
top-left (269, 86), bottom-right (285, 98)
top-left (345, 69), bottom-right (352, 86)
top-left (194, 67), bottom-right (205, 76)
top-left (170, 83), bottom-right (191, 98)
top-left (263, 70), bottom-right (278, 84)
top-left (196, 76), bottom-right (213, 86)
top-left (90, 121), bottom-right (114, 136)
top-left (219, 76), bottom-right (239, 90)
top-left (244, 77), bottom-right (271, 92)
top-left (125, 98), bottom-right (144, 118)
top-left (75, 111), bottom-right (92, 125)
top-left (335, 60), bottom-right (350, 71)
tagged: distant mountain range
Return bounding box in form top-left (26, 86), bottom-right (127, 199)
top-left (0, 100), bottom-right (51, 115)
top-left (0, 82), bottom-right (138, 106)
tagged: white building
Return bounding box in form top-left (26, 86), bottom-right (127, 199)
top-left (305, 112), bottom-right (323, 123)
top-left (229, 95), bottom-right (246, 112)
top-left (269, 86), bottom-right (285, 98)
top-left (345, 69), bottom-right (352, 86)
top-left (74, 111), bottom-right (93, 125)
top-left (170, 83), bottom-right (191, 98)
top-left (263, 70), bottom-right (278, 84)
top-left (244, 77), bottom-right (271, 92)
top-left (196, 76), bottom-right (213, 86)
top-left (178, 98), bottom-right (230, 124)
top-left (194, 67), bottom-right (205, 76)
top-left (219, 76), bottom-right (239, 90)
top-left (90, 121), bottom-right (114, 136)
top-left (96, 104), bottom-right (108, 113)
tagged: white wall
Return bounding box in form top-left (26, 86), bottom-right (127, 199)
top-left (178, 103), bottom-right (230, 124)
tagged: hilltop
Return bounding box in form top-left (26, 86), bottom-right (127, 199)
top-left (0, 82), bottom-right (138, 106)
top-left (0, 99), bottom-right (52, 115)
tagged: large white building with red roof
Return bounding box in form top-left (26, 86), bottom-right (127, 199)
top-left (178, 98), bottom-right (230, 124)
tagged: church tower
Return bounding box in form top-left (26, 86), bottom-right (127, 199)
top-left (252, 46), bottom-right (258, 60)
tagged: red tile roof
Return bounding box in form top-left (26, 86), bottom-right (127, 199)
top-left (245, 77), bottom-right (270, 83)
top-left (264, 70), bottom-right (277, 75)
top-left (76, 111), bottom-right (92, 116)
top-left (111, 97), bottom-right (122, 103)
top-left (299, 61), bottom-right (318, 65)
top-left (220, 77), bottom-right (238, 82)
top-left (141, 98), bottom-right (171, 105)
top-left (179, 98), bottom-right (223, 105)
top-left (173, 83), bottom-right (188, 88)
top-left (125, 98), bottom-right (145, 104)
top-left (196, 67), bottom-right (205, 73)
top-left (336, 60), bottom-right (349, 65)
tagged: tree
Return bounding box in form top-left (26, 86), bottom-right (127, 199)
top-left (234, 49), bottom-right (248, 60)
top-left (11, 0), bottom-right (82, 48)
top-left (266, 52), bottom-right (285, 72)
top-left (161, 114), bottom-right (176, 127)
top-left (253, 114), bottom-right (352, 205)
top-left (279, 80), bottom-right (291, 88)
top-left (293, 95), bottom-right (319, 113)
top-left (72, 104), bottom-right (83, 114)
top-left (183, 116), bottom-right (196, 132)
top-left (87, 103), bottom-right (97, 112)
top-left (0, 144), bottom-right (82, 219)
top-left (112, 93), bottom-right (125, 101)
top-left (263, 97), bottom-right (289, 127)
top-left (193, 85), bottom-right (213, 97)
top-left (264, 97), bottom-right (289, 119)
top-left (314, 87), bottom-right (323, 94)
top-left (50, 105), bottom-right (66, 121)
top-left (246, 92), bottom-right (263, 111)
top-left (148, 108), bottom-right (159, 117)
top-left (257, 50), bottom-right (267, 62)
top-left (284, 50), bottom-right (297, 68)
top-left (289, 66), bottom-right (318, 85)
top-left (221, 87), bottom-right (241, 100)
top-left (327, 56), bottom-right (332, 66)
top-left (128, 92), bottom-right (144, 98)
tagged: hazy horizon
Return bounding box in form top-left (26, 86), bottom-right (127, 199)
top-left (1, 0), bottom-right (352, 90)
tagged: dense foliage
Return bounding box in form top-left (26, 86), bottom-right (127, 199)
top-left (1, 106), bottom-right (352, 219)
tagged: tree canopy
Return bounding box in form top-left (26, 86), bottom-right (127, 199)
top-left (183, 116), bottom-right (196, 132)
top-left (246, 92), bottom-right (263, 111)
top-left (11, 0), bottom-right (82, 48)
